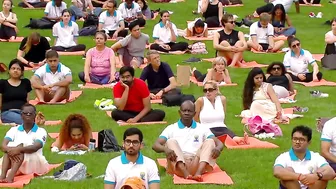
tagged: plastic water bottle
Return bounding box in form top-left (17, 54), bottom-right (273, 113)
top-left (89, 139), bottom-right (96, 151)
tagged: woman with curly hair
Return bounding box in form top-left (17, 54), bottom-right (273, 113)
top-left (51, 114), bottom-right (92, 151)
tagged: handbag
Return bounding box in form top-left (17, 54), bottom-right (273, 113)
top-left (245, 115), bottom-right (283, 136)
top-left (97, 129), bottom-right (122, 152)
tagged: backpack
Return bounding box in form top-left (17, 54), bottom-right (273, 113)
top-left (25, 17), bottom-right (55, 29)
top-left (98, 129), bottom-right (121, 152)
top-left (79, 26), bottom-right (98, 36)
top-left (162, 94), bottom-right (196, 107)
top-left (321, 54), bottom-right (336, 70)
top-left (245, 115), bottom-right (283, 136)
top-left (191, 42), bottom-right (208, 54)
top-left (54, 160), bottom-right (87, 181)
top-left (83, 14), bottom-right (98, 28)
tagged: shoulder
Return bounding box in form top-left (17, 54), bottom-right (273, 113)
top-left (61, 2), bottom-right (67, 7)
top-left (36, 126), bottom-right (47, 134)
top-left (72, 21), bottom-right (79, 27)
top-left (161, 62), bottom-right (171, 68)
top-left (220, 95), bottom-right (226, 102)
top-left (302, 49), bottom-right (312, 56)
top-left (135, 78), bottom-right (146, 85)
top-left (310, 151), bottom-right (326, 160)
top-left (22, 78), bottom-right (31, 84)
top-left (324, 117), bottom-right (336, 130)
top-left (276, 151), bottom-right (290, 160)
top-left (195, 97), bottom-right (204, 105)
top-left (99, 11), bottom-right (107, 17)
top-left (141, 33), bottom-right (149, 39)
top-left (143, 156), bottom-right (157, 166)
top-left (326, 31), bottom-right (332, 36)
top-left (107, 156), bottom-right (121, 166)
top-left (46, 2), bottom-right (52, 7)
top-left (0, 79), bottom-right (5, 85)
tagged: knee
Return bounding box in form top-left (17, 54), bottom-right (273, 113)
top-left (317, 72), bottom-right (323, 79)
top-left (156, 110), bottom-right (166, 120)
top-left (204, 139), bottom-right (216, 148)
top-left (219, 40), bottom-right (230, 47)
top-left (166, 138), bottom-right (179, 147)
top-left (78, 72), bottom-right (85, 81)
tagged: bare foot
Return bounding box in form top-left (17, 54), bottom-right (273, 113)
top-left (3, 178), bottom-right (14, 183)
top-left (192, 175), bottom-right (203, 182)
top-left (185, 175), bottom-right (193, 180)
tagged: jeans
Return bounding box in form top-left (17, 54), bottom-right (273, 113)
top-left (1, 110), bottom-right (23, 124)
top-left (69, 5), bottom-right (102, 19)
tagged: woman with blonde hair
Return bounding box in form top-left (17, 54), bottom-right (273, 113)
top-left (17, 32), bottom-right (50, 68)
top-left (192, 56), bottom-right (232, 84)
top-left (51, 114), bottom-right (92, 151)
top-left (194, 80), bottom-right (248, 144)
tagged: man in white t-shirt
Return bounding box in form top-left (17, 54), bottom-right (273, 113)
top-left (253, 0), bottom-right (300, 17)
top-left (118, 0), bottom-right (145, 27)
top-left (44, 0), bottom-right (67, 22)
top-left (273, 125), bottom-right (335, 189)
top-left (30, 50), bottom-right (72, 103)
top-left (247, 13), bottom-right (284, 53)
top-left (320, 117), bottom-right (336, 172)
top-left (152, 100), bottom-right (223, 182)
top-left (104, 127), bottom-right (160, 189)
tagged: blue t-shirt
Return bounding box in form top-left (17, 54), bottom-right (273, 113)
top-left (140, 62), bottom-right (174, 90)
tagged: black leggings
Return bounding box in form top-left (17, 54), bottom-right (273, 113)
top-left (210, 127), bottom-right (236, 138)
top-left (150, 42), bottom-right (189, 53)
top-left (108, 30), bottom-right (128, 38)
top-left (256, 3), bottom-right (274, 15)
top-left (51, 44), bottom-right (86, 52)
top-left (299, 0), bottom-right (321, 4)
top-left (18, 1), bottom-right (47, 7)
top-left (0, 24), bottom-right (16, 40)
top-left (111, 109), bottom-right (165, 122)
top-left (124, 18), bottom-right (146, 27)
top-left (289, 72), bottom-right (323, 82)
top-left (205, 16), bottom-right (220, 27)
top-left (193, 70), bottom-right (206, 82)
top-left (325, 44), bottom-right (336, 55)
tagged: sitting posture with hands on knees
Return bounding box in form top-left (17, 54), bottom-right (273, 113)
top-left (324, 18), bottom-right (336, 55)
top-left (117, 0), bottom-right (145, 27)
top-left (201, 0), bottom-right (223, 27)
top-left (152, 100), bottom-right (223, 182)
top-left (44, 0), bottom-right (67, 23)
top-left (270, 4), bottom-right (296, 37)
top-left (0, 0), bottom-right (18, 40)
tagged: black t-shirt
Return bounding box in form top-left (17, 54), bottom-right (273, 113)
top-left (0, 79), bottom-right (32, 112)
top-left (19, 36), bottom-right (51, 63)
top-left (266, 75), bottom-right (290, 90)
top-left (218, 29), bottom-right (239, 46)
top-left (140, 62), bottom-right (174, 90)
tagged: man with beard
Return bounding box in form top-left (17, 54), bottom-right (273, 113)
top-left (273, 126), bottom-right (336, 189)
top-left (152, 100), bottom-right (223, 182)
top-left (104, 128), bottom-right (160, 189)
top-left (111, 66), bottom-right (165, 123)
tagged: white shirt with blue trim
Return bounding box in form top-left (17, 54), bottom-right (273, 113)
top-left (271, 0), bottom-right (298, 13)
top-left (249, 21), bottom-right (274, 44)
top-left (44, 1), bottom-right (67, 19)
top-left (274, 148), bottom-right (328, 189)
top-left (99, 10), bottom-right (123, 32)
top-left (52, 21), bottom-right (79, 48)
top-left (283, 49), bottom-right (315, 75)
top-left (117, 2), bottom-right (141, 20)
top-left (4, 124), bottom-right (47, 156)
top-left (104, 152), bottom-right (160, 189)
top-left (321, 117), bottom-right (336, 156)
top-left (159, 120), bottom-right (215, 155)
top-left (152, 22), bottom-right (178, 44)
top-left (34, 63), bottom-right (72, 91)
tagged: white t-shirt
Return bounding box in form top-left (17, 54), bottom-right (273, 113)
top-left (325, 31), bottom-right (336, 46)
top-left (44, 1), bottom-right (67, 19)
top-left (34, 63), bottom-right (72, 90)
top-left (159, 120), bottom-right (215, 155)
top-left (117, 2), bottom-right (141, 20)
top-left (52, 21), bottom-right (79, 48)
top-left (271, 0), bottom-right (298, 13)
top-left (249, 21), bottom-right (274, 44)
top-left (104, 152), bottom-right (160, 189)
top-left (4, 124), bottom-right (47, 156)
top-left (321, 117), bottom-right (336, 156)
top-left (274, 148), bottom-right (328, 189)
top-left (187, 18), bottom-right (208, 37)
top-left (99, 10), bottom-right (123, 31)
top-left (153, 22), bottom-right (178, 44)
top-left (283, 49), bottom-right (315, 75)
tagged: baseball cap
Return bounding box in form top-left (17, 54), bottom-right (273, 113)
top-left (120, 177), bottom-right (146, 189)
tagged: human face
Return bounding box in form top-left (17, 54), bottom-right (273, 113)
top-left (95, 33), bottom-right (106, 46)
top-left (203, 84), bottom-right (217, 99)
top-left (259, 20), bottom-right (269, 28)
top-left (123, 134), bottom-right (141, 156)
top-left (161, 12), bottom-right (170, 23)
top-left (54, 0), bottom-right (62, 6)
top-left (46, 57), bottom-right (59, 72)
top-left (253, 74), bottom-right (264, 87)
top-left (332, 21), bottom-right (336, 33)
top-left (131, 25), bottom-right (141, 38)
top-left (137, 0), bottom-right (144, 9)
top-left (70, 128), bottom-right (83, 142)
top-left (2, 0), bottom-right (11, 11)
top-left (9, 63), bottom-right (23, 79)
top-left (106, 2), bottom-right (115, 13)
top-left (214, 61), bottom-right (225, 73)
top-left (178, 103), bottom-right (195, 122)
top-left (149, 53), bottom-right (160, 67)
top-left (270, 65), bottom-right (282, 76)
top-left (225, 19), bottom-right (235, 29)
top-left (291, 131), bottom-right (310, 153)
top-left (194, 26), bottom-right (204, 34)
top-left (62, 12), bottom-right (71, 23)
top-left (120, 71), bottom-right (134, 86)
top-left (275, 8), bottom-right (283, 16)
top-left (126, 0), bottom-right (133, 8)
top-left (290, 40), bottom-right (301, 53)
top-left (21, 106), bottom-right (36, 124)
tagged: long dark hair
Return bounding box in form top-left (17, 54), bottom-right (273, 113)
top-left (158, 10), bottom-right (169, 23)
top-left (266, 62), bottom-right (286, 75)
top-left (137, 0), bottom-right (148, 11)
top-left (271, 4), bottom-right (286, 24)
top-left (193, 19), bottom-right (205, 34)
top-left (242, 67), bottom-right (266, 110)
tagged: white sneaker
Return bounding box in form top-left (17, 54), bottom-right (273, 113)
top-left (316, 12), bottom-right (323, 18)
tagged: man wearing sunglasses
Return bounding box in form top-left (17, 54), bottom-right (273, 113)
top-left (273, 126), bottom-right (335, 189)
top-left (152, 100), bottom-right (223, 182)
top-left (104, 128), bottom-right (160, 189)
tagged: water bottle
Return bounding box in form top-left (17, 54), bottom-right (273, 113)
top-left (89, 139), bottom-right (96, 151)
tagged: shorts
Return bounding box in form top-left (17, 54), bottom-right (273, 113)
top-left (259, 43), bottom-right (269, 51)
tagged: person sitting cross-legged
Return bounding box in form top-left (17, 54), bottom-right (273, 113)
top-left (117, 0), bottom-right (146, 27)
top-left (111, 66), bottom-right (165, 123)
top-left (152, 100), bottom-right (223, 182)
top-left (273, 125), bottom-right (336, 189)
top-left (0, 104), bottom-right (49, 183)
top-left (44, 0), bottom-right (67, 23)
top-left (0, 0), bottom-right (18, 40)
top-left (320, 117), bottom-right (336, 173)
top-left (324, 18), bottom-right (336, 55)
top-left (30, 50), bottom-right (72, 103)
top-left (18, 0), bottom-right (47, 8)
top-left (104, 127), bottom-right (160, 189)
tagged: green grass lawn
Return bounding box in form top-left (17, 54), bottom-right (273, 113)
top-left (1, 0), bottom-right (336, 188)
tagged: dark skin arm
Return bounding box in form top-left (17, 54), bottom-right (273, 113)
top-left (152, 138), bottom-right (177, 161)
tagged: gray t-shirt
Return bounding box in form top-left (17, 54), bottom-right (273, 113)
top-left (120, 33), bottom-right (149, 57)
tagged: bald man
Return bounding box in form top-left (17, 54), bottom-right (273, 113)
top-left (152, 101), bottom-right (223, 182)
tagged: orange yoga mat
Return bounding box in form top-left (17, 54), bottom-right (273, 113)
top-left (224, 4), bottom-right (243, 7)
top-left (241, 108), bottom-right (293, 125)
top-left (312, 54), bottom-right (324, 62)
top-left (0, 37), bottom-right (24, 42)
top-left (157, 158), bottom-right (234, 185)
top-left (57, 51), bottom-right (85, 56)
top-left (0, 163), bottom-right (62, 188)
top-left (300, 3), bottom-right (322, 6)
top-left (49, 132), bottom-right (98, 146)
top-left (190, 76), bottom-right (238, 87)
top-left (251, 48), bottom-right (284, 54)
top-left (217, 134), bottom-right (279, 149)
top-left (187, 21), bottom-right (221, 31)
top-left (80, 82), bottom-right (115, 89)
top-left (294, 79), bottom-right (336, 87)
top-left (183, 36), bottom-right (213, 41)
top-left (29, 91), bottom-right (83, 105)
top-left (105, 111), bottom-right (167, 126)
top-left (202, 58), bottom-right (268, 68)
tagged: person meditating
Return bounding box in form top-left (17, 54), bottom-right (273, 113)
top-left (51, 114), bottom-right (93, 152)
top-left (30, 50), bottom-right (72, 103)
top-left (152, 100), bottom-right (223, 182)
top-left (0, 0), bottom-right (18, 40)
top-left (325, 18), bottom-right (336, 55)
top-left (0, 104), bottom-right (49, 183)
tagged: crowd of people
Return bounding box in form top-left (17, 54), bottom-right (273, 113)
top-left (0, 0), bottom-right (336, 188)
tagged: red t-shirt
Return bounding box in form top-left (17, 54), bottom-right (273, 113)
top-left (113, 78), bottom-right (150, 112)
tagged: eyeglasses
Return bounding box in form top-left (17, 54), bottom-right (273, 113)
top-left (292, 137), bottom-right (307, 143)
top-left (124, 139), bottom-right (141, 147)
top-left (272, 67), bottom-right (281, 71)
top-left (291, 43), bottom-right (300, 48)
top-left (22, 112), bottom-right (34, 116)
top-left (227, 21), bottom-right (235, 24)
top-left (203, 88), bottom-right (216, 93)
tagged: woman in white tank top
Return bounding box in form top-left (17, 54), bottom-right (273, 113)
top-left (194, 81), bottom-right (248, 144)
top-left (0, 0), bottom-right (18, 40)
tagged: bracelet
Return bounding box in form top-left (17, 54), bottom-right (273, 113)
top-left (298, 173), bottom-right (302, 180)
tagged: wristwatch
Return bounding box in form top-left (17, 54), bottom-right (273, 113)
top-left (316, 172), bottom-right (323, 180)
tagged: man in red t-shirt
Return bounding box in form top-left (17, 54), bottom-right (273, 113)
top-left (111, 66), bottom-right (165, 122)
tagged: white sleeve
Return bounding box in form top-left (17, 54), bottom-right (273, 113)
top-left (159, 126), bottom-right (171, 141)
top-left (321, 120), bottom-right (334, 142)
top-left (73, 23), bottom-right (79, 37)
top-left (305, 51), bottom-right (316, 64)
top-left (315, 154), bottom-right (328, 168)
top-left (148, 160), bottom-right (160, 185)
top-left (99, 12), bottom-right (106, 24)
top-left (44, 2), bottom-right (50, 14)
top-left (4, 127), bottom-right (17, 142)
top-left (268, 24), bottom-right (274, 36)
top-left (34, 66), bottom-right (45, 79)
top-left (117, 11), bottom-right (124, 22)
top-left (172, 24), bottom-right (178, 37)
top-left (250, 23), bottom-right (257, 36)
top-left (204, 126), bottom-right (215, 139)
top-left (152, 25), bottom-right (159, 39)
top-left (283, 53), bottom-right (290, 68)
top-left (62, 66), bottom-right (72, 76)
top-left (52, 24), bottom-right (58, 37)
top-left (36, 129), bottom-right (47, 146)
top-left (274, 153), bottom-right (287, 168)
top-left (135, 4), bottom-right (141, 12)
top-left (104, 160), bottom-right (116, 185)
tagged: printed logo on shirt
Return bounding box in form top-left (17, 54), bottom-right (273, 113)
top-left (308, 166), bottom-right (314, 174)
top-left (140, 172), bottom-right (145, 180)
top-left (194, 135), bottom-right (199, 142)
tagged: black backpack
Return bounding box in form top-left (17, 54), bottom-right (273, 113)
top-left (25, 17), bottom-right (56, 29)
top-left (98, 129), bottom-right (122, 152)
top-left (83, 14), bottom-right (99, 28)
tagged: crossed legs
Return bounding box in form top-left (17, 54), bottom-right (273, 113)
top-left (35, 86), bottom-right (70, 103)
top-left (217, 40), bottom-right (245, 67)
top-left (0, 144), bottom-right (24, 183)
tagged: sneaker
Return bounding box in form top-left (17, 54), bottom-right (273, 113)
top-left (293, 106), bottom-right (309, 113)
top-left (94, 98), bottom-right (106, 108)
top-left (310, 90), bottom-right (329, 98)
top-left (183, 57), bottom-right (201, 63)
top-left (309, 12), bottom-right (316, 18)
top-left (316, 12), bottom-right (323, 18)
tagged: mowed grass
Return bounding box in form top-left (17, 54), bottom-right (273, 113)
top-left (0, 0), bottom-right (336, 188)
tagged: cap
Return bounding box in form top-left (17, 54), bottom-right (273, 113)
top-left (120, 177), bottom-right (146, 189)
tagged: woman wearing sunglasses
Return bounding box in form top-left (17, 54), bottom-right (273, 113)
top-left (266, 62), bottom-right (295, 99)
top-left (283, 36), bottom-right (322, 82)
top-left (194, 81), bottom-right (248, 144)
